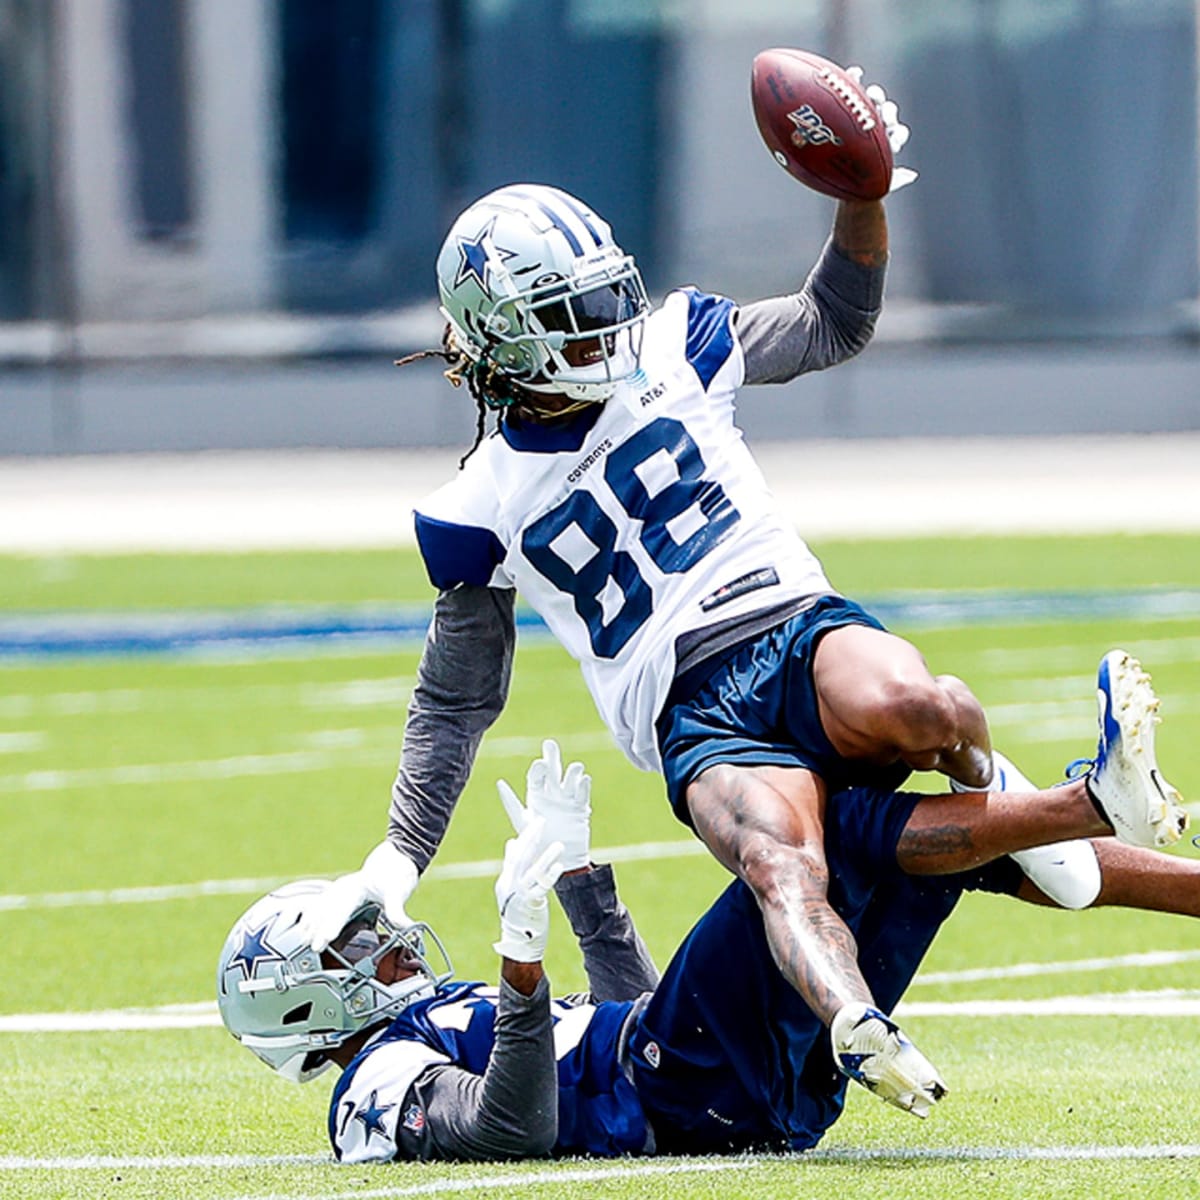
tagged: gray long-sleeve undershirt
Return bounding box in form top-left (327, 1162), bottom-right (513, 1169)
top-left (387, 240), bottom-right (885, 868)
top-left (388, 586), bottom-right (515, 872)
top-left (553, 863), bottom-right (660, 1001)
top-left (397, 975), bottom-right (557, 1161)
top-left (393, 864), bottom-right (658, 1161)
top-left (737, 238), bottom-right (885, 384)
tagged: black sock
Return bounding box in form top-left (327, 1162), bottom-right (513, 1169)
top-left (1084, 776), bottom-right (1114, 829)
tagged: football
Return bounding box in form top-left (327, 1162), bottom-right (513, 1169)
top-left (751, 47), bottom-right (893, 201)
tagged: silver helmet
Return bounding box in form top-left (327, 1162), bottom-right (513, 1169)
top-left (436, 183), bottom-right (650, 407)
top-left (216, 880), bottom-right (452, 1083)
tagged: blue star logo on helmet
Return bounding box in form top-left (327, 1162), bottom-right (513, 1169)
top-left (453, 218), bottom-right (516, 297)
top-left (229, 918), bottom-right (286, 980)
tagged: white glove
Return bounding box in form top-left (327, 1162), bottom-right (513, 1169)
top-left (497, 739), bottom-right (592, 872)
top-left (301, 839), bottom-right (420, 952)
top-left (831, 1002), bottom-right (947, 1117)
top-left (493, 815), bottom-right (564, 963)
top-left (847, 66), bottom-right (918, 192)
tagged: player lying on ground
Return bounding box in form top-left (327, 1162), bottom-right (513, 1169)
top-left (300, 67), bottom-right (1040, 1053)
top-left (218, 657), bottom-right (1194, 1161)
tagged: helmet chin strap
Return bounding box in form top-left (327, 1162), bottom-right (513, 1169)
top-left (517, 393), bottom-right (604, 419)
top-left (510, 369), bottom-right (604, 414)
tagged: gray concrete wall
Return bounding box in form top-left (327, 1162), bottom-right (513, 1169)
top-left (0, 0), bottom-right (1196, 456)
top-left (2, 339), bottom-right (1196, 456)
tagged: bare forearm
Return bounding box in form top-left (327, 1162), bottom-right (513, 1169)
top-left (500, 958), bottom-right (544, 997)
top-left (833, 199), bottom-right (888, 268)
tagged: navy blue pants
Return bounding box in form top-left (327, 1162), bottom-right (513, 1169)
top-left (628, 785), bottom-right (1023, 1153)
top-left (657, 595), bottom-right (911, 824)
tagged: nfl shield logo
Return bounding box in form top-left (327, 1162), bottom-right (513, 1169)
top-left (402, 1104), bottom-right (426, 1133)
top-left (643, 1040), bottom-right (660, 1069)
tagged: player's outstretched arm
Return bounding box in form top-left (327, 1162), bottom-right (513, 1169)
top-left (452, 816), bottom-right (563, 1157)
top-left (738, 62), bottom-right (914, 384)
top-left (830, 66), bottom-right (915, 270)
top-left (832, 199), bottom-right (887, 268)
top-left (499, 742), bottom-right (660, 1001)
top-left (389, 585), bottom-right (516, 870)
top-left (350, 820), bottom-right (564, 1164)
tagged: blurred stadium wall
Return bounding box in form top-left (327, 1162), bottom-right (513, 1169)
top-left (0, 0), bottom-right (1196, 453)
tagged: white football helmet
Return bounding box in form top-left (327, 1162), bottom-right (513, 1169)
top-left (436, 183), bottom-right (650, 407)
top-left (216, 880), bottom-right (452, 1083)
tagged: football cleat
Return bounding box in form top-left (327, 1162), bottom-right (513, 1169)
top-left (830, 1002), bottom-right (947, 1118)
top-left (1069, 650), bottom-right (1188, 849)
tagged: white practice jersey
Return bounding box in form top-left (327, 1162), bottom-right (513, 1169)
top-left (329, 981), bottom-right (640, 1163)
top-left (414, 288), bottom-right (833, 771)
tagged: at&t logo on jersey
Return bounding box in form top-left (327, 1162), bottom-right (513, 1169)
top-left (787, 104), bottom-right (843, 147)
top-left (638, 380), bottom-right (668, 408)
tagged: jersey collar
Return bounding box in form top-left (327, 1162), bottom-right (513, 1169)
top-left (499, 402), bottom-right (604, 453)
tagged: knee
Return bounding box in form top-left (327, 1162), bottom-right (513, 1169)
top-left (871, 672), bottom-right (964, 751)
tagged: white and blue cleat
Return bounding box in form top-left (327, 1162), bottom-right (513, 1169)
top-left (1071, 650), bottom-right (1188, 849)
top-left (831, 1002), bottom-right (947, 1118)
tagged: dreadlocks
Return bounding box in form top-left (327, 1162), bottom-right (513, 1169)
top-left (395, 325), bottom-right (598, 468)
top-left (394, 325), bottom-right (519, 466)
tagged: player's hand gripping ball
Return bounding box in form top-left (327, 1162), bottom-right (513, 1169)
top-left (751, 48), bottom-right (912, 200)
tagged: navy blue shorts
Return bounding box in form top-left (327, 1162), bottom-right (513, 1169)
top-left (656, 594), bottom-right (909, 824)
top-left (629, 785), bottom-right (1024, 1154)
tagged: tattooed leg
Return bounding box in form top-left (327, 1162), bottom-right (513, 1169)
top-left (896, 778), bottom-right (1111, 875)
top-left (686, 762), bottom-right (873, 1026)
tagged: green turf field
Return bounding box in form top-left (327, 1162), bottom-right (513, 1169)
top-left (3, 535), bottom-right (1200, 1200)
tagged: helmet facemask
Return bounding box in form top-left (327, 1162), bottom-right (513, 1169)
top-left (518, 255), bottom-right (648, 404)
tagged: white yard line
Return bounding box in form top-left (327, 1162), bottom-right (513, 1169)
top-left (4, 1144), bottom-right (1200, 1186)
top-left (896, 991), bottom-right (1200, 1017)
top-left (0, 749), bottom-right (342, 794)
top-left (0, 838), bottom-right (707, 912)
top-left (6, 983), bottom-right (1200, 1034)
top-left (210, 1144), bottom-right (1200, 1200)
top-left (0, 732), bottom-right (619, 797)
top-left (913, 948), bottom-right (1200, 984)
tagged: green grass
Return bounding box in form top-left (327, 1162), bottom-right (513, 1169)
top-left (3, 535), bottom-right (1200, 1200)
top-left (3, 532), bottom-right (1199, 611)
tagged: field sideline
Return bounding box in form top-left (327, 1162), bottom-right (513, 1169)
top-left (3, 438), bottom-right (1200, 1200)
top-left (3, 432), bottom-right (1200, 554)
